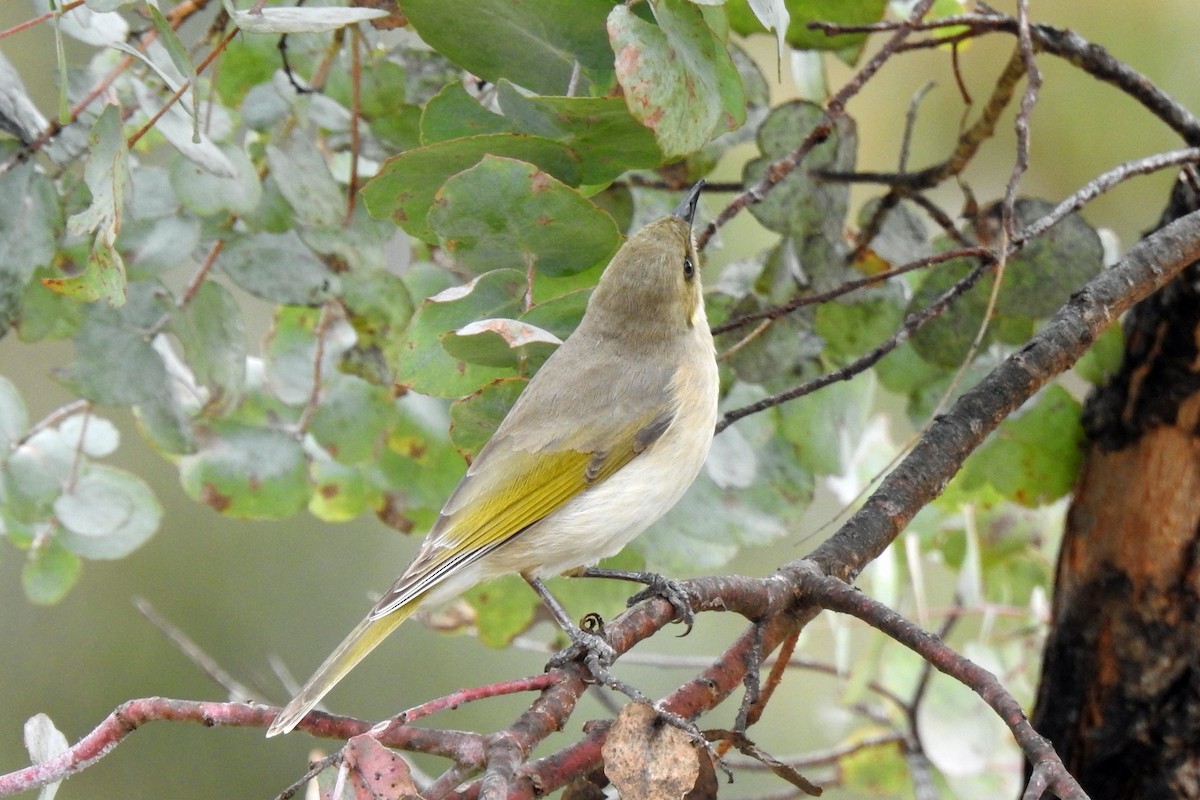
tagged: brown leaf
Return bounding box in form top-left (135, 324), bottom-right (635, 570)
top-left (603, 703), bottom-right (701, 800)
top-left (333, 734), bottom-right (420, 799)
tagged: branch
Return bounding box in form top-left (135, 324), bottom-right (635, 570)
top-left (716, 253), bottom-right (994, 433)
top-left (811, 12), bottom-right (1200, 145)
top-left (794, 564), bottom-right (1087, 800)
top-left (697, 0), bottom-right (938, 250)
top-left (718, 147), bottom-right (1200, 431)
top-left (798, 206), bottom-right (1200, 583)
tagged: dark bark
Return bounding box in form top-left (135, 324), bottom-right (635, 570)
top-left (1032, 180), bottom-right (1200, 799)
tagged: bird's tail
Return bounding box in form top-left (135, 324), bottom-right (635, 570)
top-left (266, 602), bottom-right (418, 737)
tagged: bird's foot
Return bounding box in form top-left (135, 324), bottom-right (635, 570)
top-left (580, 567), bottom-right (696, 635)
top-left (546, 612), bottom-right (617, 672)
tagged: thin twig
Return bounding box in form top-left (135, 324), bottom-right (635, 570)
top-left (698, 0), bottom-right (938, 250)
top-left (134, 597), bottom-right (261, 702)
top-left (1002, 0), bottom-right (1042, 240)
top-left (717, 255), bottom-right (995, 433)
top-left (712, 246), bottom-right (987, 335)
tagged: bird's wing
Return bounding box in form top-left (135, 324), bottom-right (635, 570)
top-left (369, 347), bottom-right (676, 619)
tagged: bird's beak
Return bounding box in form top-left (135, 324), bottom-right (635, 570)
top-left (672, 180), bottom-right (705, 228)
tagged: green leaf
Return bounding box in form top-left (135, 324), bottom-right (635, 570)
top-left (62, 306), bottom-right (169, 405)
top-left (58, 414), bottom-right (119, 458)
top-left (262, 306), bottom-right (350, 405)
top-left (742, 100), bottom-right (856, 243)
top-left (956, 385), bottom-right (1084, 507)
top-left (778, 374), bottom-right (874, 477)
top-left (907, 246), bottom-right (994, 369)
top-left (309, 458), bottom-right (381, 522)
top-left (401, 0), bottom-right (617, 96)
top-left (495, 83), bottom-right (664, 184)
top-left (443, 318), bottom-right (561, 370)
top-left (778, 0), bottom-right (887, 57)
top-left (6, 428), bottom-right (73, 511)
top-left (428, 156), bottom-right (621, 278)
top-left (170, 281), bottom-right (246, 415)
top-left (520, 287), bottom-right (591, 339)
top-left (463, 573), bottom-right (540, 648)
top-left (214, 33), bottom-right (279, 105)
top-left (374, 399), bottom-right (466, 532)
top-left (132, 387), bottom-right (197, 456)
top-left (310, 375), bottom-right (396, 464)
top-left (146, 3), bottom-right (200, 133)
top-left (1075, 321), bottom-right (1123, 385)
top-left (22, 543), bottom-right (81, 606)
top-left (715, 248), bottom-right (825, 389)
top-left (326, 55), bottom-right (410, 125)
top-left (815, 295), bottom-right (905, 364)
top-left (839, 726), bottom-right (913, 795)
top-left (52, 104), bottom-right (129, 306)
top-left (397, 270), bottom-right (526, 396)
top-left (340, 270), bottom-right (416, 386)
top-left (55, 465), bottom-right (162, 559)
top-left (609, 0), bottom-right (746, 158)
top-left (0, 376), bottom-right (29, 455)
top-left (857, 197), bottom-right (932, 268)
top-left (0, 157), bottom-right (61, 337)
top-left (179, 424), bottom-right (310, 519)
top-left (17, 270), bottom-right (83, 342)
top-left (998, 199), bottom-right (1105, 318)
top-left (240, 177), bottom-right (294, 234)
top-left (266, 129), bottom-right (346, 229)
top-left (421, 83), bottom-right (516, 144)
top-left (120, 216), bottom-right (202, 275)
top-left (218, 231), bottom-right (341, 305)
top-left (361, 134), bottom-right (584, 243)
top-left (449, 378), bottom-right (526, 460)
top-left (169, 146), bottom-right (262, 216)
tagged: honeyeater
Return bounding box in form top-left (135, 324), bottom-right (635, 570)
top-left (267, 182), bottom-right (718, 737)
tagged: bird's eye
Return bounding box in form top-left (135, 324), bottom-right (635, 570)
top-left (683, 256), bottom-right (695, 279)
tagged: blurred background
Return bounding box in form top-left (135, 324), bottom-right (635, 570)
top-left (2, 1), bottom-right (1199, 797)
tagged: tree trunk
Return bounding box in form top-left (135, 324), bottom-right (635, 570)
top-left (1032, 181), bottom-right (1200, 799)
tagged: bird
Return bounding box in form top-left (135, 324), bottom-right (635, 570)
top-left (267, 181), bottom-right (718, 737)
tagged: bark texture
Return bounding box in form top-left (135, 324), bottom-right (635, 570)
top-left (1033, 182), bottom-right (1200, 799)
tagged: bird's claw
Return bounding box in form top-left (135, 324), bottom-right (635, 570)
top-left (546, 628), bottom-right (617, 674)
top-left (628, 575), bottom-right (696, 635)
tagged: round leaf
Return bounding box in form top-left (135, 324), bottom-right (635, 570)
top-left (362, 134), bottom-right (584, 243)
top-left (58, 414), bottom-right (119, 458)
top-left (309, 458), bottom-right (381, 522)
top-left (401, 0), bottom-right (616, 96)
top-left (55, 465), bottom-right (162, 559)
top-left (179, 424), bottom-right (310, 519)
top-left (428, 156), bottom-right (621, 278)
top-left (397, 270), bottom-right (526, 396)
top-left (310, 375), bottom-right (396, 464)
top-left (609, 0), bottom-right (746, 158)
top-left (22, 544), bottom-right (82, 606)
top-left (170, 146), bottom-right (262, 217)
top-left (742, 100), bottom-right (856, 241)
top-left (219, 232), bottom-right (341, 306)
top-left (997, 199), bottom-right (1105, 318)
